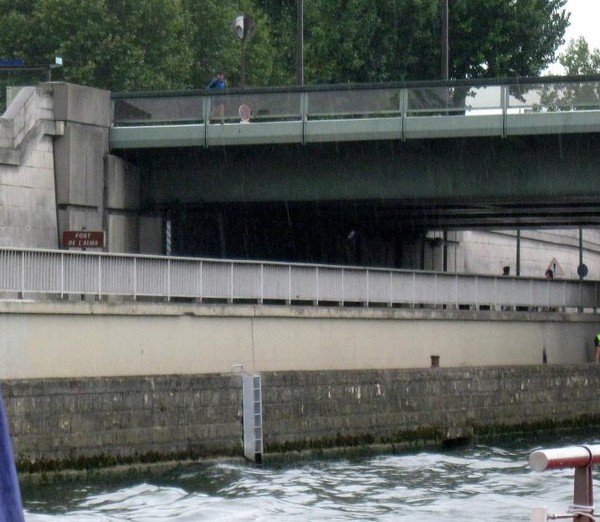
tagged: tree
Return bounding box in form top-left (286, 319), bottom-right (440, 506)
top-left (0, 0), bottom-right (284, 91)
top-left (0, 0), bottom-right (572, 92)
top-left (538, 37), bottom-right (600, 111)
top-left (0, 0), bottom-right (194, 91)
top-left (557, 37), bottom-right (600, 75)
top-left (450, 0), bottom-right (569, 79)
top-left (261, 0), bottom-right (569, 84)
top-left (183, 0), bottom-right (280, 88)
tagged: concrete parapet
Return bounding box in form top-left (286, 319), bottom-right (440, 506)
top-left (0, 301), bottom-right (597, 380)
top-left (50, 83), bottom-right (140, 252)
top-left (50, 83), bottom-right (111, 127)
top-left (0, 82), bottom-right (139, 251)
top-left (0, 85), bottom-right (60, 247)
top-left (54, 122), bottom-right (108, 207)
top-left (0, 86), bottom-right (61, 166)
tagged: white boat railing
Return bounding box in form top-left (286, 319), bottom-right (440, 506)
top-left (530, 445), bottom-right (600, 521)
top-left (0, 247), bottom-right (598, 310)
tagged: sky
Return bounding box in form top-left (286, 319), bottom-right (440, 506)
top-left (547, 0), bottom-right (600, 73)
top-left (563, 0), bottom-right (600, 49)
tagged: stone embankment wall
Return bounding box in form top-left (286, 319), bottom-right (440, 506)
top-left (0, 82), bottom-right (140, 252)
top-left (4, 365), bottom-right (600, 471)
top-left (0, 86), bottom-right (62, 248)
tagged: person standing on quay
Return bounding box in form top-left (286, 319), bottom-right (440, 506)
top-left (595, 332), bottom-right (600, 363)
top-left (207, 72), bottom-right (227, 123)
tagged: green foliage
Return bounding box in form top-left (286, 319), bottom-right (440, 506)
top-left (0, 0), bottom-right (571, 92)
top-left (537, 37), bottom-right (600, 111)
top-left (260, 0), bottom-right (569, 84)
top-left (450, 0), bottom-right (569, 79)
top-left (183, 0), bottom-right (279, 88)
top-left (557, 37), bottom-right (600, 75)
top-left (0, 0), bottom-right (195, 90)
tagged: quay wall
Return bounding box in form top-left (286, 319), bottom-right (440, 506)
top-left (2, 300), bottom-right (600, 468)
top-left (4, 365), bottom-right (600, 469)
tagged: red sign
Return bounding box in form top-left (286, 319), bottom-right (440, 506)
top-left (62, 231), bottom-right (105, 249)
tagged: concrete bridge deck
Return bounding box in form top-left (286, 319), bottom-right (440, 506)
top-left (107, 76), bottom-right (600, 233)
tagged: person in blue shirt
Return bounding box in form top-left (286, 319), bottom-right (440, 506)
top-left (207, 72), bottom-right (227, 90)
top-left (207, 73), bottom-right (227, 122)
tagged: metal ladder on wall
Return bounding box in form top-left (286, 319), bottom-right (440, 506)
top-left (242, 374), bottom-right (263, 464)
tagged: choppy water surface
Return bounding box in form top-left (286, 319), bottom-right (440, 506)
top-left (22, 435), bottom-right (597, 521)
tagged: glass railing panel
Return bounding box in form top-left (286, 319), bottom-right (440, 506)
top-left (1, 67), bottom-right (47, 115)
top-left (463, 85), bottom-right (503, 115)
top-left (508, 81), bottom-right (600, 112)
top-left (506, 83), bottom-right (546, 112)
top-left (111, 78), bottom-right (600, 127)
top-left (306, 88), bottom-right (400, 119)
top-left (207, 92), bottom-right (301, 123)
top-left (113, 95), bottom-right (206, 125)
top-left (406, 86), bottom-right (474, 116)
top-left (407, 85), bottom-right (503, 116)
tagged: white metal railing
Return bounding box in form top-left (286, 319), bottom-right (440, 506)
top-left (1, 247), bottom-right (598, 311)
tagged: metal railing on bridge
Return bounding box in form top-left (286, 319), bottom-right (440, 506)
top-left (110, 75), bottom-right (600, 148)
top-left (1, 247), bottom-right (598, 311)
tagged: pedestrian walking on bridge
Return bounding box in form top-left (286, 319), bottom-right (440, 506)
top-left (207, 72), bottom-right (227, 123)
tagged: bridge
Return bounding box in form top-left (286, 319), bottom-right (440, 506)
top-left (111, 76), bottom-right (600, 148)
top-left (3, 77), bottom-right (600, 269)
top-left (109, 75), bottom-right (600, 235)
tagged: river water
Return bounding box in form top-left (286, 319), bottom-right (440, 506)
top-left (21, 432), bottom-right (598, 521)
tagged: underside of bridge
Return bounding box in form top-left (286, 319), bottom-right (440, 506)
top-left (115, 132), bottom-right (600, 267)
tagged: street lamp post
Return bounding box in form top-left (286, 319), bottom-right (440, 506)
top-left (296, 0), bottom-right (304, 85)
top-left (234, 16), bottom-right (255, 87)
top-left (441, 0), bottom-right (448, 80)
top-left (441, 0), bottom-right (449, 271)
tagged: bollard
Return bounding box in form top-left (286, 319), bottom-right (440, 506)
top-left (430, 355), bottom-right (440, 367)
